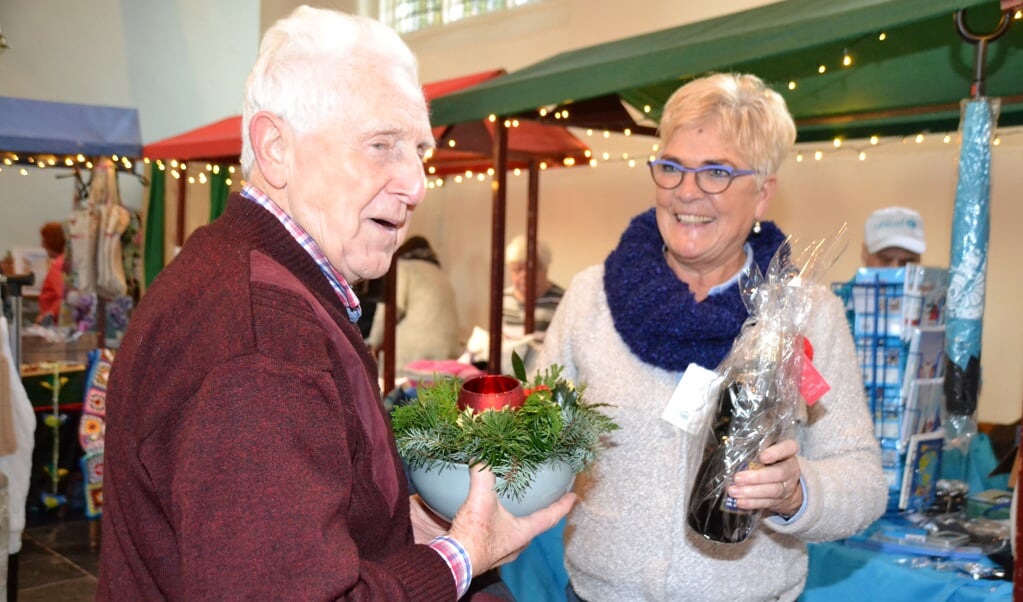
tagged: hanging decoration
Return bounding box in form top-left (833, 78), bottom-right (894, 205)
top-left (38, 362), bottom-right (69, 509)
top-left (79, 347), bottom-right (114, 523)
top-left (942, 7), bottom-right (1013, 475)
top-left (62, 157), bottom-right (141, 346)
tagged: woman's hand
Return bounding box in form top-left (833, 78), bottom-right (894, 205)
top-left (727, 438), bottom-right (804, 518)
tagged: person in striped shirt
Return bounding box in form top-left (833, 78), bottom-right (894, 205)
top-left (502, 235), bottom-right (565, 374)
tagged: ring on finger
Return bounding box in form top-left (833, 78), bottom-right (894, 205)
top-left (779, 481), bottom-right (788, 499)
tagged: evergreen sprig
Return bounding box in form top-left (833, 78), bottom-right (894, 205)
top-left (391, 355), bottom-right (618, 499)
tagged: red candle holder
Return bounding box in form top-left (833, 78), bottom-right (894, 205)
top-left (457, 375), bottom-right (525, 413)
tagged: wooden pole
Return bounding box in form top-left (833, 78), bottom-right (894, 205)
top-left (382, 259), bottom-right (397, 395)
top-left (487, 120), bottom-right (509, 375)
top-left (175, 165), bottom-right (186, 248)
top-left (1015, 425), bottom-right (1022, 600)
top-left (524, 160), bottom-right (540, 334)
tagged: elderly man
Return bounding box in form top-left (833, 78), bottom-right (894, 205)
top-left (500, 235), bottom-right (565, 374)
top-left (502, 234), bottom-right (565, 338)
top-left (97, 7), bottom-right (572, 601)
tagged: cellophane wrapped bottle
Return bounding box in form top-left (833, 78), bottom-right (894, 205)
top-left (686, 229), bottom-right (846, 543)
top-left (686, 327), bottom-right (792, 543)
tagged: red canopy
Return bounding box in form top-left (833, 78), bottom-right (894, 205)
top-left (141, 115), bottom-right (241, 161)
top-left (142, 69), bottom-right (589, 171)
top-left (427, 119), bottom-right (589, 176)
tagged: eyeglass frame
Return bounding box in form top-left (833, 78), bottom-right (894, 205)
top-left (647, 158), bottom-right (757, 195)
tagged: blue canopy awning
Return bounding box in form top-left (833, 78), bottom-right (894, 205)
top-left (0, 96), bottom-right (142, 157)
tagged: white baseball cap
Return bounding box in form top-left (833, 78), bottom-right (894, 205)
top-left (864, 206), bottom-right (926, 254)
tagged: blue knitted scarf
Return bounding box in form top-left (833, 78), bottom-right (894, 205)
top-left (603, 209), bottom-right (785, 372)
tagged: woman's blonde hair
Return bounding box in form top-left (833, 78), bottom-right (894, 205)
top-left (658, 73), bottom-right (796, 183)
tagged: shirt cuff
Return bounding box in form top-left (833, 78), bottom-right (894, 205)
top-left (769, 477), bottom-right (808, 524)
top-left (428, 535), bottom-right (472, 599)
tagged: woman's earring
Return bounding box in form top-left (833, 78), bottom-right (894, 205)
top-left (753, 220), bottom-right (762, 234)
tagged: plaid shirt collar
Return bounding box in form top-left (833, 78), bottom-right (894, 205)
top-left (241, 184), bottom-right (362, 322)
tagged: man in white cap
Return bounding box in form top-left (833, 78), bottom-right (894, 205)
top-left (862, 206), bottom-right (926, 267)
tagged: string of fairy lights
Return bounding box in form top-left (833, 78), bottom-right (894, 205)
top-left (416, 119), bottom-right (1023, 190)
top-left (0, 154), bottom-right (243, 189)
top-left (2, 122), bottom-right (1021, 190)
top-left (145, 158), bottom-right (238, 186)
top-left (3, 9), bottom-right (1022, 186)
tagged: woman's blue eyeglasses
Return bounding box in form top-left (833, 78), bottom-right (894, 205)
top-left (647, 159), bottom-right (756, 195)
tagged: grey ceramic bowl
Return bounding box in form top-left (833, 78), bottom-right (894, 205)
top-left (409, 460), bottom-right (575, 521)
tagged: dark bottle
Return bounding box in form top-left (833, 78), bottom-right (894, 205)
top-left (687, 372), bottom-right (780, 543)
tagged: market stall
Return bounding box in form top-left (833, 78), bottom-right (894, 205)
top-left (0, 94), bottom-right (142, 591)
top-left (426, 1), bottom-right (1023, 599)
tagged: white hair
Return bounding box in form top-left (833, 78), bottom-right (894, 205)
top-left (240, 6), bottom-right (420, 176)
top-left (506, 234), bottom-right (551, 268)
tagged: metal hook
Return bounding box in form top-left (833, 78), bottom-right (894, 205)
top-left (954, 8), bottom-right (1013, 98)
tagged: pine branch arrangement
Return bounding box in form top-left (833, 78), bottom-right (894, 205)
top-left (391, 354), bottom-right (618, 500)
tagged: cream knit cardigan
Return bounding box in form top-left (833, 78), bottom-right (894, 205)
top-left (540, 265), bottom-right (887, 602)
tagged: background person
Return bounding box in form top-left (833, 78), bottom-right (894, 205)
top-left (502, 234), bottom-right (564, 338)
top-left (539, 72), bottom-right (886, 601)
top-left (366, 235), bottom-right (463, 376)
top-left (35, 221), bottom-right (66, 325)
top-left (861, 206), bottom-right (926, 268)
top-left (97, 7), bottom-right (573, 601)
top-left (500, 234), bottom-right (564, 373)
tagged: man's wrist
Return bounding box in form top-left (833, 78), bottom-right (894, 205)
top-left (428, 535), bottom-right (472, 598)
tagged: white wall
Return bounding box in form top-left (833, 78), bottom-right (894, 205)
top-left (1, 0), bottom-right (1020, 423)
top-left (406, 0), bottom-right (784, 83)
top-left (0, 0), bottom-right (258, 249)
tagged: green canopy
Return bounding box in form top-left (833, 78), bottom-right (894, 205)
top-left (429, 0), bottom-right (1023, 142)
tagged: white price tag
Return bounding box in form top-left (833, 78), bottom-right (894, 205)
top-left (662, 363), bottom-right (722, 435)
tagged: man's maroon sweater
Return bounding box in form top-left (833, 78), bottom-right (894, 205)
top-left (97, 194), bottom-right (454, 600)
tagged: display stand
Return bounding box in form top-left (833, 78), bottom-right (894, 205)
top-left (833, 265), bottom-right (949, 513)
top-left (1, 271), bottom-right (33, 602)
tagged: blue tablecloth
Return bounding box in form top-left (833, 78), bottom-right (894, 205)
top-left (502, 433), bottom-right (1013, 600)
top-left (501, 518), bottom-right (568, 601)
top-left (500, 519), bottom-right (1013, 602)
top-left (802, 540), bottom-right (1012, 601)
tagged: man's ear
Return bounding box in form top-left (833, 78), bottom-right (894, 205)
top-left (249, 111), bottom-right (288, 190)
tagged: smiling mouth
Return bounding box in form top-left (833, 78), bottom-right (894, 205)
top-left (674, 213), bottom-right (712, 224)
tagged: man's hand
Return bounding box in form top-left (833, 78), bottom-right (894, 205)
top-left (447, 466), bottom-right (575, 576)
top-left (727, 438), bottom-right (804, 518)
top-left (410, 495), bottom-right (450, 544)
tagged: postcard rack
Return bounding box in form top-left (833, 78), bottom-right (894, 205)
top-left (833, 266), bottom-right (949, 513)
